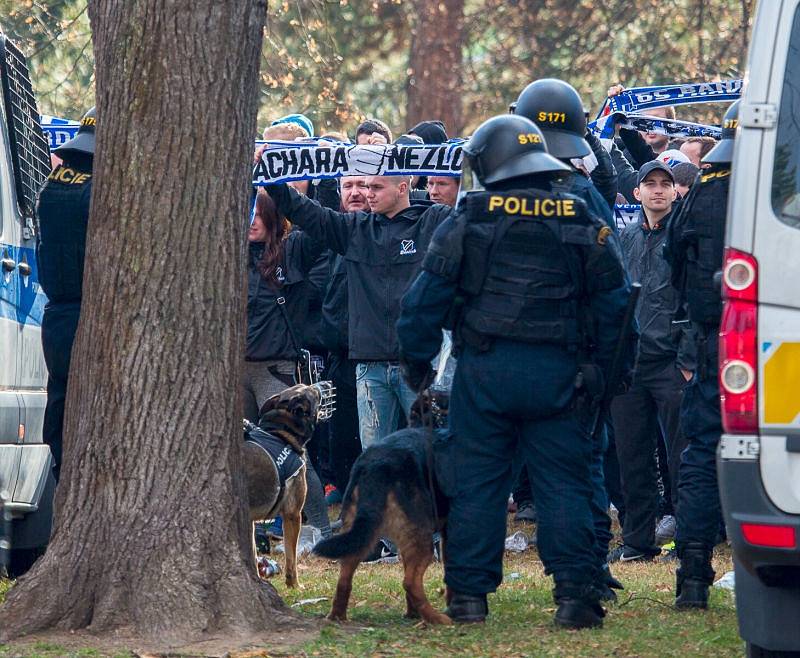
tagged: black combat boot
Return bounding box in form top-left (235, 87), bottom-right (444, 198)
top-left (444, 592), bottom-right (488, 623)
top-left (675, 542), bottom-right (715, 609)
top-left (553, 581), bottom-right (605, 629)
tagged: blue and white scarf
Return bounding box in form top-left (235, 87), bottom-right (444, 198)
top-left (590, 79), bottom-right (742, 139)
top-left (40, 115), bottom-right (80, 150)
top-left (253, 139), bottom-right (465, 185)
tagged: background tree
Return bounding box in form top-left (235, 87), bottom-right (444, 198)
top-left (7, 0), bottom-right (755, 135)
top-left (0, 0), bottom-right (298, 647)
top-left (406, 0), bottom-right (465, 135)
top-left (0, 0), bottom-right (93, 118)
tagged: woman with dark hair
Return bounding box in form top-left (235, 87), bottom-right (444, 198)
top-left (244, 189), bottom-right (331, 537)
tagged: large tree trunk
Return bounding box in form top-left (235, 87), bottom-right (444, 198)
top-left (405, 0), bottom-right (465, 136)
top-left (0, 0), bottom-right (297, 647)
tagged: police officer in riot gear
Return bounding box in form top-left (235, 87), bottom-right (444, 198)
top-left (514, 78), bottom-right (617, 222)
top-left (665, 100), bottom-right (740, 609)
top-left (36, 107), bottom-right (95, 482)
top-left (397, 114), bottom-right (632, 628)
top-left (514, 78), bottom-right (625, 593)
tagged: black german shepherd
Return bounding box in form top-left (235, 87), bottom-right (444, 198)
top-left (313, 390), bottom-right (452, 625)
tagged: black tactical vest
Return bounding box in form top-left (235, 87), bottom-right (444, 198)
top-left (246, 427), bottom-right (305, 489)
top-left (36, 164), bottom-right (92, 304)
top-left (457, 189), bottom-right (595, 348)
top-left (683, 167), bottom-right (730, 327)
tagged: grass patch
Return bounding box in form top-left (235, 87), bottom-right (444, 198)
top-left (278, 528), bottom-right (741, 658)
top-left (1, 520), bottom-right (742, 657)
top-left (0, 577), bottom-right (11, 603)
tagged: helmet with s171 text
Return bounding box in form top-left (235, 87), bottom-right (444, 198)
top-left (513, 79), bottom-right (590, 159)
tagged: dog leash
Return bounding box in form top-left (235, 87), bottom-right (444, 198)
top-left (420, 389), bottom-right (443, 560)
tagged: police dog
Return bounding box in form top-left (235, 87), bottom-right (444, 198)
top-left (244, 383), bottom-right (323, 588)
top-left (314, 390), bottom-right (451, 625)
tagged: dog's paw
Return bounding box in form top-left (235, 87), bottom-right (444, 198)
top-left (425, 611), bottom-right (454, 626)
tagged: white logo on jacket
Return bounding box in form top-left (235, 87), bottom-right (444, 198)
top-left (400, 239), bottom-right (416, 255)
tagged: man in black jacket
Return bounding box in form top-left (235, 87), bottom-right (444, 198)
top-left (267, 175), bottom-right (451, 448)
top-left (609, 161), bottom-right (695, 563)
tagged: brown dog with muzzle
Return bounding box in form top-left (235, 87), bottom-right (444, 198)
top-left (244, 382), bottom-right (334, 588)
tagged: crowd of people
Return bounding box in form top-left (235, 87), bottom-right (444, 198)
top-left (36, 76), bottom-right (736, 628)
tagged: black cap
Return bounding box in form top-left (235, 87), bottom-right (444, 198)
top-left (703, 100), bottom-right (740, 164)
top-left (637, 160), bottom-right (675, 186)
top-left (464, 114), bottom-right (568, 187)
top-left (394, 133), bottom-right (424, 145)
top-left (513, 79), bottom-right (590, 159)
top-left (53, 106), bottom-right (95, 157)
top-left (409, 120), bottom-right (448, 144)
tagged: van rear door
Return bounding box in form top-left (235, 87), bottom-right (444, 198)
top-left (749, 0), bottom-right (800, 514)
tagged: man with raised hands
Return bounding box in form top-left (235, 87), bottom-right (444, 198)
top-left (265, 168), bottom-right (452, 451)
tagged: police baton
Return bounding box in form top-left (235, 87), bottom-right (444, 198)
top-left (590, 282), bottom-right (641, 438)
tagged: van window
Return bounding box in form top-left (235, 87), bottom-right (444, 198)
top-left (772, 4), bottom-right (800, 229)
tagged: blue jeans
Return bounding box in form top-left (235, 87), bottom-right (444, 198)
top-left (355, 361), bottom-right (417, 449)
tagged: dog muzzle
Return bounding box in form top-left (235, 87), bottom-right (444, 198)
top-left (312, 380), bottom-right (337, 422)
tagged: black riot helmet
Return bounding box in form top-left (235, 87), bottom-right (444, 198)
top-left (513, 79), bottom-right (590, 159)
top-left (702, 100), bottom-right (740, 164)
top-left (53, 106), bottom-right (96, 157)
top-left (461, 114), bottom-right (569, 189)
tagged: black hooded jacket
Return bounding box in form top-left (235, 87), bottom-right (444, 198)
top-left (268, 183), bottom-right (452, 361)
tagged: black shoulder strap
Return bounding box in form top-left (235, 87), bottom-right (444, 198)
top-left (275, 295), bottom-right (303, 360)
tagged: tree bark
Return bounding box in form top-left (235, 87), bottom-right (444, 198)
top-left (406, 0), bottom-right (465, 136)
top-left (0, 0), bottom-right (299, 647)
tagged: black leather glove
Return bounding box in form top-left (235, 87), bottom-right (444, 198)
top-left (400, 358), bottom-right (434, 393)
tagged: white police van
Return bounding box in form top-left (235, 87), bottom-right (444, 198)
top-left (0, 33), bottom-right (53, 576)
top-left (719, 1), bottom-right (800, 655)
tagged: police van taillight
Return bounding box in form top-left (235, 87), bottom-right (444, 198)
top-left (719, 248), bottom-right (758, 434)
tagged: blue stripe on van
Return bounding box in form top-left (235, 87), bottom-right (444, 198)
top-left (0, 242), bottom-right (46, 327)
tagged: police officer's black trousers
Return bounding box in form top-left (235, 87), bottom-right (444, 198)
top-left (443, 341), bottom-right (597, 595)
top-left (676, 375), bottom-right (722, 550)
top-left (41, 302), bottom-right (80, 483)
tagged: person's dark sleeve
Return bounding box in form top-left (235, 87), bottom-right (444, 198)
top-left (676, 320), bottom-right (698, 373)
top-left (586, 130), bottom-right (617, 210)
top-left (581, 230), bottom-right (634, 377)
top-left (586, 183), bottom-right (616, 231)
top-left (397, 270), bottom-right (455, 363)
top-left (294, 231), bottom-right (328, 274)
top-left (609, 141), bottom-right (639, 203)
top-left (267, 183), bottom-right (353, 255)
top-left (311, 178), bottom-right (341, 211)
top-left (619, 128), bottom-right (657, 169)
top-left (398, 210), bottom-right (465, 363)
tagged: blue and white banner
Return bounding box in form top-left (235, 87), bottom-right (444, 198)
top-left (590, 79), bottom-right (742, 139)
top-left (614, 204), bottom-right (641, 231)
top-left (601, 115), bottom-right (722, 140)
top-left (253, 139), bottom-right (464, 185)
top-left (40, 115), bottom-right (80, 150)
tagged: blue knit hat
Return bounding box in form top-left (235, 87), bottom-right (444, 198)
top-left (271, 113), bottom-right (314, 138)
